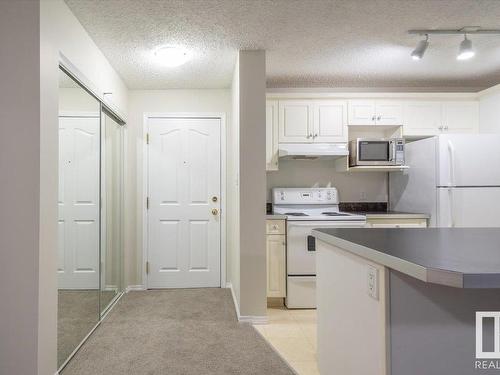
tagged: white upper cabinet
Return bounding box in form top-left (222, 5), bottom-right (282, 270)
top-left (279, 99), bottom-right (348, 143)
top-left (403, 101), bottom-right (442, 136)
top-left (348, 100), bottom-right (403, 126)
top-left (403, 100), bottom-right (478, 136)
top-left (266, 100), bottom-right (279, 171)
top-left (348, 100), bottom-right (376, 125)
top-left (313, 100), bottom-right (348, 142)
top-left (375, 101), bottom-right (404, 125)
top-left (279, 100), bottom-right (313, 143)
top-left (442, 101), bottom-right (479, 133)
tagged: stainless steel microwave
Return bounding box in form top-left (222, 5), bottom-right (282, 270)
top-left (349, 138), bottom-right (405, 166)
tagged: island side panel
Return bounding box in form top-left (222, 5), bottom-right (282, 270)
top-left (317, 240), bottom-right (389, 375)
top-left (390, 270), bottom-right (500, 375)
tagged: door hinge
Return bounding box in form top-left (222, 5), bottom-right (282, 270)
top-left (146, 133), bottom-right (150, 144)
top-left (146, 197), bottom-right (149, 210)
top-left (146, 261), bottom-right (149, 274)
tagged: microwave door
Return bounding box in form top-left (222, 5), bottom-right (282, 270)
top-left (359, 141), bottom-right (390, 165)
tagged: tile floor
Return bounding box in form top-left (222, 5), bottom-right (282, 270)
top-left (253, 307), bottom-right (319, 375)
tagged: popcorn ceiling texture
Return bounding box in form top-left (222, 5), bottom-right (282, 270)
top-left (65, 0), bottom-right (500, 90)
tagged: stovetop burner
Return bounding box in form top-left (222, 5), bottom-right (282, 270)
top-left (284, 212), bottom-right (309, 216)
top-left (321, 212), bottom-right (350, 216)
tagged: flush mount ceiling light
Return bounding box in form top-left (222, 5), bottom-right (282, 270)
top-left (408, 27), bottom-right (500, 61)
top-left (411, 34), bottom-right (429, 60)
top-left (153, 46), bottom-right (190, 67)
top-left (457, 35), bottom-right (475, 60)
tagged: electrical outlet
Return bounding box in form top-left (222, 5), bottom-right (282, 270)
top-left (367, 265), bottom-right (379, 300)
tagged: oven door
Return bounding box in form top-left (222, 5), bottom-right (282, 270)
top-left (356, 139), bottom-right (395, 166)
top-left (286, 221), bottom-right (365, 275)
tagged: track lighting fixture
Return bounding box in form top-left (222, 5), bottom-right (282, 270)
top-left (411, 34), bottom-right (429, 60)
top-left (457, 35), bottom-right (475, 60)
top-left (408, 27), bottom-right (500, 61)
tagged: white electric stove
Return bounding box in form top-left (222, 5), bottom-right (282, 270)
top-left (272, 188), bottom-right (366, 309)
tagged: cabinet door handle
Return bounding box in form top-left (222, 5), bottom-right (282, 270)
top-left (314, 133), bottom-right (318, 138)
top-left (371, 115), bottom-right (376, 121)
top-left (444, 126), bottom-right (449, 131)
top-left (438, 126), bottom-right (443, 130)
top-left (377, 115), bottom-right (381, 121)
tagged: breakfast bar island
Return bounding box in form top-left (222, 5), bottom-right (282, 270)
top-left (312, 228), bottom-right (500, 375)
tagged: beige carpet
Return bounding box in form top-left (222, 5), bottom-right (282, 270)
top-left (61, 289), bottom-right (294, 375)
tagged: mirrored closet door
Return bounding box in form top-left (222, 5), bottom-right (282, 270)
top-left (57, 67), bottom-right (124, 369)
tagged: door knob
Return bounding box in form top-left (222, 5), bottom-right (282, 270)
top-left (212, 208), bottom-right (219, 216)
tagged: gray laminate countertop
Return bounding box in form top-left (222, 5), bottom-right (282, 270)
top-left (312, 228), bottom-right (500, 289)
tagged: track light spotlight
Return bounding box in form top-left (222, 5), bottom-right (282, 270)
top-left (457, 35), bottom-right (475, 60)
top-left (411, 35), bottom-right (429, 60)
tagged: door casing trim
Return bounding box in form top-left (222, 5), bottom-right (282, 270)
top-left (142, 113), bottom-right (227, 289)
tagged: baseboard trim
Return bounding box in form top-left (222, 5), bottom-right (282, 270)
top-left (239, 315), bottom-right (268, 324)
top-left (226, 282), bottom-right (268, 324)
top-left (125, 285), bottom-right (146, 292)
top-left (226, 282), bottom-right (241, 319)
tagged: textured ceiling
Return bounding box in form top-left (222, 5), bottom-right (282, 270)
top-left (65, 0), bottom-right (500, 90)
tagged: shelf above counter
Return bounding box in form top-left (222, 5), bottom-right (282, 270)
top-left (334, 156), bottom-right (409, 173)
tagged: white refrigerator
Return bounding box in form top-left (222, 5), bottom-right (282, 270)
top-left (390, 134), bottom-right (500, 227)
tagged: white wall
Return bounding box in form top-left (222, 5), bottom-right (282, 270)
top-left (228, 59), bottom-right (241, 304)
top-left (479, 85), bottom-right (500, 133)
top-left (267, 160), bottom-right (388, 203)
top-left (125, 90), bottom-right (232, 287)
top-left (0, 2), bottom-right (41, 374)
top-left (42, 0), bottom-right (128, 115)
top-left (59, 87), bottom-right (100, 113)
top-left (236, 51), bottom-right (267, 318)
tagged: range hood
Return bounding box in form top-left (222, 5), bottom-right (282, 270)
top-left (278, 143), bottom-right (349, 160)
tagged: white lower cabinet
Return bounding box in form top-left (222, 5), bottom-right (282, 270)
top-left (266, 220), bottom-right (286, 298)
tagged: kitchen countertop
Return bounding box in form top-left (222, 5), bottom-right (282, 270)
top-left (266, 214), bottom-right (287, 220)
top-left (312, 228), bottom-right (500, 289)
top-left (266, 212), bottom-right (429, 220)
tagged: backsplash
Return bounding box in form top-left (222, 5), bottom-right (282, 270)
top-left (339, 202), bottom-right (388, 212)
top-left (266, 159), bottom-right (388, 203)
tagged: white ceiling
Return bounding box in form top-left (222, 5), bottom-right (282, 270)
top-left (65, 0), bottom-right (500, 90)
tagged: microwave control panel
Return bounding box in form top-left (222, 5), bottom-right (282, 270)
top-left (395, 140), bottom-right (405, 164)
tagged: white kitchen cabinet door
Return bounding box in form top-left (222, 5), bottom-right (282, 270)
top-left (348, 100), bottom-right (376, 125)
top-left (279, 100), bottom-right (313, 143)
top-left (442, 101), bottom-right (479, 133)
top-left (266, 100), bottom-right (279, 171)
top-left (403, 101), bottom-right (442, 136)
top-left (375, 101), bottom-right (403, 125)
top-left (267, 235), bottom-right (286, 298)
top-left (313, 100), bottom-right (348, 142)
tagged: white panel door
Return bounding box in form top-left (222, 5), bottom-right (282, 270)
top-left (58, 116), bottom-right (100, 289)
top-left (148, 117), bottom-right (221, 288)
top-left (375, 101), bottom-right (403, 125)
top-left (279, 100), bottom-right (313, 143)
top-left (313, 100), bottom-right (347, 142)
top-left (442, 101), bottom-right (479, 133)
top-left (437, 187), bottom-right (500, 227)
top-left (348, 100), bottom-right (376, 125)
top-left (266, 100), bottom-right (279, 171)
top-left (403, 101), bottom-right (442, 136)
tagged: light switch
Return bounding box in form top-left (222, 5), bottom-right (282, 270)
top-left (367, 265), bottom-right (379, 300)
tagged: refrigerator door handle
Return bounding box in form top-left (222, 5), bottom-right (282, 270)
top-left (447, 140), bottom-right (456, 187)
top-left (448, 188), bottom-right (455, 227)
